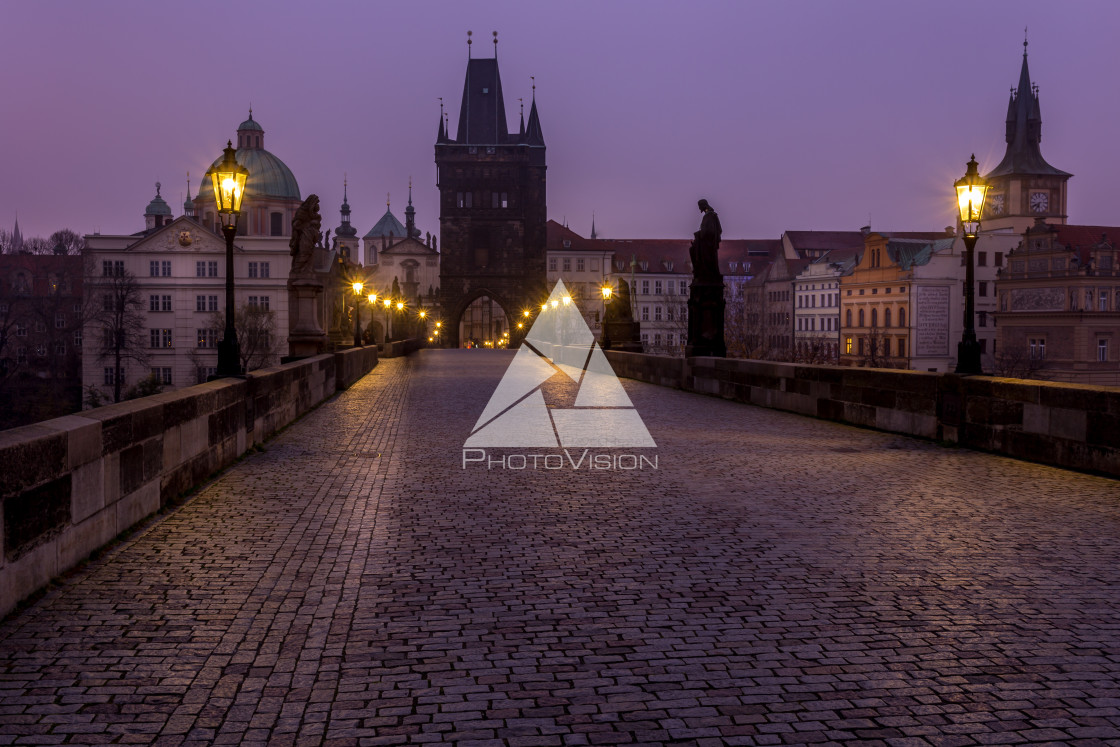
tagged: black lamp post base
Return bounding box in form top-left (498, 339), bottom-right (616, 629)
top-left (955, 337), bottom-right (983, 375)
top-left (216, 337), bottom-right (242, 378)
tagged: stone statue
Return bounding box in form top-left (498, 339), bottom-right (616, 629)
top-left (607, 278), bottom-right (636, 323)
top-left (689, 198), bottom-right (723, 283)
top-left (290, 195), bottom-right (322, 276)
top-left (686, 197), bottom-right (727, 357)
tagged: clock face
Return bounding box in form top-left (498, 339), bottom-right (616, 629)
top-left (1030, 191), bottom-right (1049, 213)
top-left (989, 193), bottom-right (1005, 215)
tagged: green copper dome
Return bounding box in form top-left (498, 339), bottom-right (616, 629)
top-left (199, 147), bottom-right (301, 202)
top-left (238, 114), bottom-right (264, 132)
top-left (145, 183), bottom-right (172, 216)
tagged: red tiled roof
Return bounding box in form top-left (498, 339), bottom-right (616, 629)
top-left (547, 221), bottom-right (781, 275)
top-left (1052, 224), bottom-right (1120, 249)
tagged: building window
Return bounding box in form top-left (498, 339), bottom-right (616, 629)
top-left (196, 366), bottom-right (218, 384)
top-left (870, 308), bottom-right (878, 327)
top-left (161, 261), bottom-right (171, 277)
top-left (1099, 339), bottom-right (1109, 362)
top-left (899, 308), bottom-right (906, 328)
top-left (197, 329), bottom-right (218, 349)
top-left (666, 306), bottom-right (674, 321)
top-left (260, 262), bottom-right (270, 278)
top-left (858, 337), bottom-right (865, 355)
top-left (562, 258), bottom-right (571, 272)
top-left (1100, 293), bottom-right (1109, 312)
top-left (979, 281), bottom-right (988, 297)
top-left (548, 258), bottom-right (557, 272)
top-left (150, 295), bottom-right (161, 312)
top-left (249, 262), bottom-right (259, 278)
top-left (150, 328), bottom-right (173, 348)
top-left (679, 281), bottom-right (687, 295)
top-left (103, 367), bottom-right (116, 385)
top-left (654, 280), bottom-right (663, 294)
top-left (845, 309), bottom-right (852, 327)
top-left (898, 338), bottom-right (906, 357)
top-left (884, 308), bottom-right (891, 327)
top-left (576, 258), bottom-right (585, 272)
top-left (54, 341), bottom-right (65, 356)
top-left (979, 311), bottom-right (988, 327)
top-left (162, 295), bottom-right (172, 311)
top-left (1029, 338), bottom-right (1046, 359)
top-left (151, 367), bottom-right (172, 385)
top-left (641, 306), bottom-right (649, 321)
top-left (73, 329), bottom-right (82, 347)
top-left (270, 212), bottom-right (284, 236)
top-left (844, 337), bottom-right (853, 354)
top-left (208, 261), bottom-right (218, 277)
top-left (654, 305), bottom-right (662, 321)
top-left (197, 261), bottom-right (206, 277)
top-left (55, 313), bottom-right (66, 329)
top-left (978, 251), bottom-right (987, 267)
top-left (995, 252), bottom-right (1004, 267)
top-left (196, 295), bottom-right (207, 312)
top-left (641, 280), bottom-right (649, 295)
top-left (102, 260), bottom-right (124, 277)
top-left (150, 260), bottom-right (159, 277)
top-left (654, 333), bottom-right (662, 347)
top-left (858, 309), bottom-right (865, 327)
top-left (641, 333), bottom-right (648, 344)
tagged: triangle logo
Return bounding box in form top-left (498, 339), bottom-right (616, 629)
top-left (465, 279), bottom-right (656, 449)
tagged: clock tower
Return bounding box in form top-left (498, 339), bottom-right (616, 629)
top-left (982, 40), bottom-right (1071, 233)
top-left (435, 38), bottom-right (548, 348)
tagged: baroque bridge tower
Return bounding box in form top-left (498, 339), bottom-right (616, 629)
top-left (436, 33), bottom-right (547, 348)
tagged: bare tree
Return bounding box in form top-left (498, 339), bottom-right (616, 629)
top-left (91, 267), bottom-right (148, 402)
top-left (209, 303), bottom-right (280, 373)
top-left (857, 324), bottom-right (900, 369)
top-left (48, 229), bottom-right (85, 255)
top-left (989, 347), bottom-right (1050, 380)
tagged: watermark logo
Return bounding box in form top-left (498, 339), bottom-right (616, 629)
top-left (463, 280), bottom-right (655, 468)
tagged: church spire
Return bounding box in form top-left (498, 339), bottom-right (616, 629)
top-left (526, 76), bottom-right (544, 146)
top-left (183, 173), bottom-right (195, 218)
top-left (337, 175), bottom-right (357, 238)
top-left (405, 177), bottom-right (418, 238)
top-left (985, 40), bottom-right (1068, 179)
top-left (590, 212), bottom-right (597, 240)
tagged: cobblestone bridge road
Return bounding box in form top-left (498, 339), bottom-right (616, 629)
top-left (3, 350), bottom-right (1120, 746)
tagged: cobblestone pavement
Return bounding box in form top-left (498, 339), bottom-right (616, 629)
top-left (3, 350), bottom-right (1120, 746)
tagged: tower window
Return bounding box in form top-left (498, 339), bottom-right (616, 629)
top-left (271, 212), bottom-right (283, 236)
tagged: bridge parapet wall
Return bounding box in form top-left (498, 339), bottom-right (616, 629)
top-left (380, 339), bottom-right (423, 358)
top-left (0, 347), bottom-right (379, 618)
top-left (604, 351), bottom-right (1120, 479)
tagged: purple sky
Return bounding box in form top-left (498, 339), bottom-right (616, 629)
top-left (3, 1), bottom-right (1118, 242)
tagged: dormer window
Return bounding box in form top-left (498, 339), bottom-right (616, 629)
top-left (563, 240), bottom-right (571, 248)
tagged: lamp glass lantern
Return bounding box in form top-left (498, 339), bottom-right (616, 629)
top-left (955, 154), bottom-right (988, 237)
top-left (209, 141), bottom-right (249, 229)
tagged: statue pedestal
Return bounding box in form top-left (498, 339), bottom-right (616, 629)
top-left (287, 277), bottom-right (327, 358)
top-left (604, 321), bottom-right (643, 352)
top-left (685, 281), bottom-right (726, 358)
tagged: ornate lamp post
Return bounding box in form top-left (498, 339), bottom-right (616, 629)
top-left (207, 141), bottom-right (249, 377)
top-left (366, 292), bottom-right (377, 343)
top-left (954, 155), bottom-right (989, 375)
top-left (383, 297), bottom-right (393, 340)
top-left (351, 281), bottom-right (364, 346)
top-left (600, 284), bottom-right (614, 350)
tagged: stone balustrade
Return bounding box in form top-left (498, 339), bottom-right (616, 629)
top-left (604, 351), bottom-right (1120, 478)
top-left (0, 345), bottom-right (386, 618)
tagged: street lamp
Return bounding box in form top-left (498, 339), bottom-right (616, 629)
top-left (207, 141), bottom-right (249, 377)
top-left (601, 283), bottom-right (614, 350)
top-left (352, 281), bottom-right (364, 347)
top-left (954, 154), bottom-right (989, 375)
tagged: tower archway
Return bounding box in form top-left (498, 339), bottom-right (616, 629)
top-left (448, 288), bottom-right (516, 349)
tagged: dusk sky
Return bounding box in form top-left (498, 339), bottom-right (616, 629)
top-left (3, 0), bottom-right (1118, 243)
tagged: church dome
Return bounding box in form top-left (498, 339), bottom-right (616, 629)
top-left (197, 114), bottom-right (301, 203)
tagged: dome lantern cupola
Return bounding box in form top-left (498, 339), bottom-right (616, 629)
top-left (238, 107), bottom-right (265, 150)
top-left (144, 181), bottom-right (173, 231)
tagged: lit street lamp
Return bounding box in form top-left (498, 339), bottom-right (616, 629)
top-left (954, 154), bottom-right (989, 375)
top-left (352, 281), bottom-right (364, 346)
top-left (207, 141), bottom-right (248, 377)
top-left (601, 283), bottom-right (614, 350)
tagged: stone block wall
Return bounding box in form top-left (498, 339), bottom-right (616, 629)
top-left (604, 351), bottom-right (1120, 479)
top-left (0, 346), bottom-right (381, 619)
